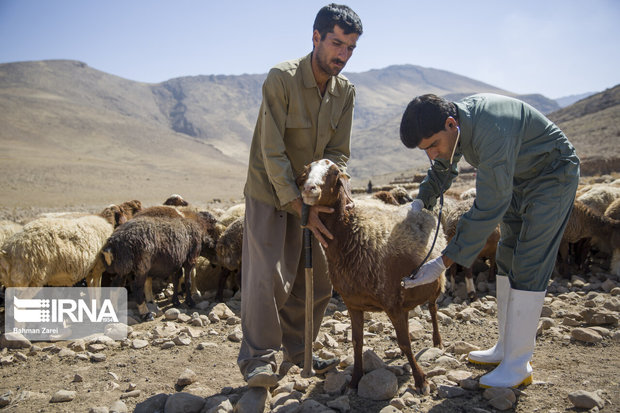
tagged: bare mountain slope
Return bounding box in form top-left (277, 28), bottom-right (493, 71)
top-left (0, 59), bottom-right (606, 207)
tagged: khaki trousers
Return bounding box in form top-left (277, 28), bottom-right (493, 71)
top-left (237, 196), bottom-right (332, 376)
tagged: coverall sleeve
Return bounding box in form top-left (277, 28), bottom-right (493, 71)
top-left (259, 70), bottom-right (301, 207)
top-left (323, 86), bottom-right (354, 176)
top-left (443, 129), bottom-right (516, 267)
top-left (416, 153), bottom-right (462, 209)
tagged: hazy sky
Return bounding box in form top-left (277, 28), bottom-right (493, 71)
top-left (1, 0), bottom-right (618, 99)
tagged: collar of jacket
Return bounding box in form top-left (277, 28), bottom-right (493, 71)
top-left (302, 52), bottom-right (340, 97)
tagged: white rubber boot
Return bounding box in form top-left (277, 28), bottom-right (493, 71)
top-left (468, 275), bottom-right (509, 365)
top-left (479, 288), bottom-right (546, 388)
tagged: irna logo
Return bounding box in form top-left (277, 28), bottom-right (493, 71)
top-left (13, 296), bottom-right (119, 323)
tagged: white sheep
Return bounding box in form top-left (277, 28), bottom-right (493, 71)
top-left (297, 159), bottom-right (446, 394)
top-left (0, 215), bottom-right (114, 287)
top-left (576, 184), bottom-right (620, 215)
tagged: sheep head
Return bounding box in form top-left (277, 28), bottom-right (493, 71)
top-left (296, 159), bottom-right (351, 207)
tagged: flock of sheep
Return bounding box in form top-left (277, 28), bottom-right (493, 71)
top-left (0, 159), bottom-right (618, 392)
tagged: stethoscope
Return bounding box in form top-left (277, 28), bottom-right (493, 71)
top-left (401, 125), bottom-right (460, 286)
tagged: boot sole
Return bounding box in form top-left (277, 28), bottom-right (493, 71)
top-left (479, 373), bottom-right (533, 389)
top-left (467, 357), bottom-right (501, 366)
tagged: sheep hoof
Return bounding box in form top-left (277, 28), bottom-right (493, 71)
top-left (468, 292), bottom-right (478, 301)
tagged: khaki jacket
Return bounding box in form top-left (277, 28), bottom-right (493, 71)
top-left (244, 53), bottom-right (355, 212)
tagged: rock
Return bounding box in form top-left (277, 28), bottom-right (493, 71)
top-left (58, 348), bottom-right (75, 358)
top-left (131, 339), bottom-right (149, 349)
top-left (165, 308), bottom-right (181, 320)
top-left (357, 368), bottom-right (398, 400)
top-left (447, 341), bottom-right (479, 354)
top-left (323, 371), bottom-right (350, 395)
top-left (211, 303), bottom-right (235, 319)
top-left (134, 393), bottom-right (169, 413)
top-left (50, 390), bottom-right (76, 403)
top-left (437, 385), bottom-right (467, 398)
top-left (415, 347), bottom-right (445, 363)
top-left (73, 373), bottom-right (84, 382)
top-left (228, 329), bottom-right (243, 342)
top-left (270, 390), bottom-right (302, 410)
top-left (408, 319), bottom-right (425, 340)
top-left (447, 370), bottom-right (473, 382)
top-left (326, 395), bottom-right (350, 412)
top-left (119, 390), bottom-right (141, 399)
top-left (571, 328), bottom-right (603, 343)
top-left (568, 390), bottom-right (605, 409)
top-left (296, 399), bottom-right (329, 412)
top-left (109, 399), bottom-right (129, 412)
top-left (164, 392), bottom-right (206, 413)
top-left (482, 387), bottom-right (516, 403)
top-left (0, 333), bottom-right (31, 349)
top-left (68, 339), bottom-right (86, 352)
top-left (435, 355), bottom-right (461, 368)
top-left (91, 353), bottom-right (107, 362)
top-left (105, 323), bottom-right (131, 340)
top-left (378, 407), bottom-right (400, 413)
top-left (177, 368), bottom-right (198, 387)
top-left (88, 343), bottom-right (107, 352)
top-left (173, 334), bottom-right (192, 346)
top-left (488, 395), bottom-right (514, 411)
top-left (362, 348), bottom-right (387, 372)
top-left (203, 398), bottom-right (233, 413)
top-left (233, 387), bottom-right (268, 413)
top-left (460, 378), bottom-right (479, 390)
top-left (88, 407), bottom-right (109, 413)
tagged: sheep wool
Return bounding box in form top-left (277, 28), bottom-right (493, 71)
top-left (0, 215), bottom-right (114, 287)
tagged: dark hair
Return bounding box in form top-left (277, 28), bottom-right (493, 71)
top-left (400, 94), bottom-right (458, 149)
top-left (313, 3), bottom-right (363, 40)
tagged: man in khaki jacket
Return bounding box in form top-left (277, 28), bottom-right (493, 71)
top-left (238, 4), bottom-right (363, 388)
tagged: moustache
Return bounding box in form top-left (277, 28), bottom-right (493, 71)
top-left (332, 59), bottom-right (345, 66)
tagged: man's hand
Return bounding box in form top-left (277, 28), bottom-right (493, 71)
top-left (290, 198), bottom-right (334, 248)
top-left (410, 199), bottom-right (424, 212)
top-left (402, 256), bottom-right (446, 289)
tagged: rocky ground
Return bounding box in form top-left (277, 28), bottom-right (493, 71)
top-left (1, 263), bottom-right (619, 413)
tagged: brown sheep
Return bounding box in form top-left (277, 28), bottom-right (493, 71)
top-left (605, 199), bottom-right (620, 275)
top-left (99, 209), bottom-right (218, 321)
top-left (297, 159), bottom-right (445, 393)
top-left (558, 200), bottom-right (620, 276)
top-left (163, 194), bottom-right (189, 207)
top-left (213, 216), bottom-right (243, 301)
top-left (441, 197), bottom-right (499, 301)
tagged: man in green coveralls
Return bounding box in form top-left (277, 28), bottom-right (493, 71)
top-left (400, 93), bottom-right (579, 388)
top-left (238, 4), bottom-right (363, 388)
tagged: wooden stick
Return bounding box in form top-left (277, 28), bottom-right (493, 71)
top-left (301, 202), bottom-right (314, 378)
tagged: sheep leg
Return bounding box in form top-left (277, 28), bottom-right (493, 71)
top-left (348, 308), bottom-right (365, 389)
top-left (464, 267), bottom-right (476, 301)
top-left (132, 273), bottom-right (154, 322)
top-left (558, 240), bottom-right (570, 277)
top-left (171, 268), bottom-right (182, 308)
top-left (387, 310), bottom-right (429, 394)
top-left (182, 264), bottom-right (196, 308)
top-left (216, 268), bottom-right (231, 302)
top-left (449, 264), bottom-right (457, 295)
top-left (428, 299), bottom-right (443, 348)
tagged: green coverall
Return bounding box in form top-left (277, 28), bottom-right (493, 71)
top-left (416, 94), bottom-right (580, 291)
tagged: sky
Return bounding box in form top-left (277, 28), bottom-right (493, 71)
top-left (1, 0), bottom-right (619, 99)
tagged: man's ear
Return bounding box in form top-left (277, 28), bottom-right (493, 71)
top-left (445, 116), bottom-right (458, 130)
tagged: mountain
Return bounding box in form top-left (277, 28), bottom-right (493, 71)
top-left (555, 91), bottom-right (597, 108)
top-left (0, 59), bottom-right (605, 208)
top-left (547, 84), bottom-right (620, 175)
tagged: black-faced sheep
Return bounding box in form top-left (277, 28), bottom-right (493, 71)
top-left (99, 209), bottom-right (218, 321)
top-left (558, 200), bottom-right (620, 276)
top-left (297, 159), bottom-right (446, 393)
top-left (441, 197), bottom-right (499, 301)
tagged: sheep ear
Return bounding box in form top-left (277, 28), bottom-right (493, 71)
top-left (296, 165), bottom-right (311, 187)
top-left (339, 174), bottom-right (354, 206)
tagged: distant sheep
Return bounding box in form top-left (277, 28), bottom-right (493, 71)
top-left (576, 184), bottom-right (620, 215)
top-left (459, 187), bottom-right (476, 200)
top-left (297, 159), bottom-right (445, 393)
top-left (372, 187), bottom-right (413, 206)
top-left (163, 194), bottom-right (189, 207)
top-left (99, 208), bottom-right (218, 321)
